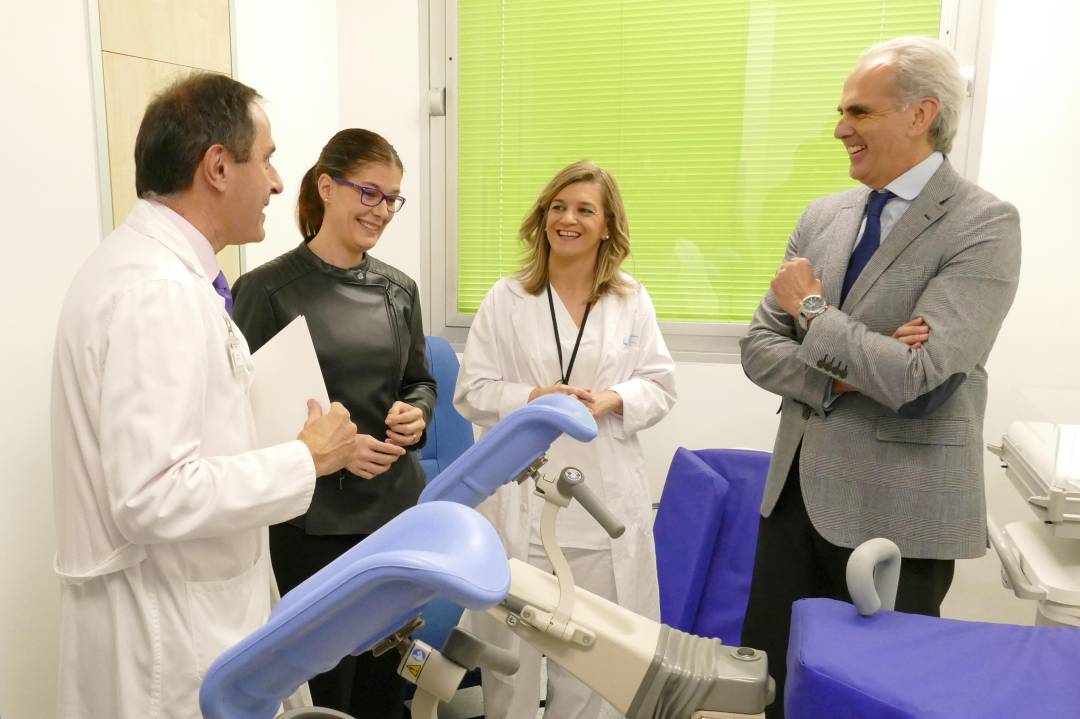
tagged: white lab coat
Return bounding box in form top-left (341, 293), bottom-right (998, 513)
top-left (51, 200), bottom-right (317, 719)
top-left (454, 275), bottom-right (677, 625)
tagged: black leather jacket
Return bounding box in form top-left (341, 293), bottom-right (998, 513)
top-left (233, 242), bottom-right (436, 535)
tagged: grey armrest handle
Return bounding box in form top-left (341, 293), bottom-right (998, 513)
top-left (557, 467), bottom-right (625, 538)
top-left (846, 538), bottom-right (901, 616)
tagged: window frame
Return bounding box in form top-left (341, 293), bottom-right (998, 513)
top-left (420, 0), bottom-right (994, 360)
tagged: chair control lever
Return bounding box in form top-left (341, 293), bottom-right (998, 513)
top-left (557, 467), bottom-right (626, 539)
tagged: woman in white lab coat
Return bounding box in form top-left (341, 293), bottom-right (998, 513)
top-left (455, 160), bottom-right (677, 719)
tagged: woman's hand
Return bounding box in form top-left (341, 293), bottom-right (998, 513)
top-left (346, 434), bottom-right (406, 479)
top-left (527, 383), bottom-right (593, 403)
top-left (893, 316), bottom-right (931, 349)
top-left (385, 401), bottom-right (427, 447)
top-left (581, 389), bottom-right (623, 419)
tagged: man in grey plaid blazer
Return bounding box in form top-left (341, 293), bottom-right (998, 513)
top-left (739, 37), bottom-right (1021, 718)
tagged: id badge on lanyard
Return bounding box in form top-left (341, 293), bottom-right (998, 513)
top-left (224, 313), bottom-right (248, 380)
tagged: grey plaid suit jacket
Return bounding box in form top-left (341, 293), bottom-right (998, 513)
top-left (740, 159), bottom-right (1021, 560)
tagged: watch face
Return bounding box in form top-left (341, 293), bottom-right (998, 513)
top-left (801, 295), bottom-right (826, 314)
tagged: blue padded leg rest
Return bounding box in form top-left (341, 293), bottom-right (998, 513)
top-left (200, 501), bottom-right (510, 719)
top-left (787, 598), bottom-right (1080, 719)
top-left (419, 393), bottom-right (596, 508)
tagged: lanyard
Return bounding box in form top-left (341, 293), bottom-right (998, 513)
top-left (546, 283), bottom-right (593, 386)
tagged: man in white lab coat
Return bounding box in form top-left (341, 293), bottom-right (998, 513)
top-left (51, 73), bottom-right (361, 719)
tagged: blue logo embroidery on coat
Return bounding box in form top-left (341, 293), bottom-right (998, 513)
top-left (623, 335), bottom-right (640, 348)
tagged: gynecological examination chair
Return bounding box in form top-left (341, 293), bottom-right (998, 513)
top-left (199, 394), bottom-right (775, 719)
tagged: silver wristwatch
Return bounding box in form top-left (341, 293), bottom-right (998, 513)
top-left (797, 294), bottom-right (828, 331)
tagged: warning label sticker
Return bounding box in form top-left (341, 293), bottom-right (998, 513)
top-left (403, 644), bottom-right (429, 681)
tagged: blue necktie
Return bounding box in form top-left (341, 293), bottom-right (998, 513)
top-left (212, 271), bottom-right (234, 316)
top-left (840, 190), bottom-right (896, 305)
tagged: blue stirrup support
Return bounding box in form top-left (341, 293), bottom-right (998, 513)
top-left (199, 501), bottom-right (511, 719)
top-left (419, 393), bottom-right (598, 508)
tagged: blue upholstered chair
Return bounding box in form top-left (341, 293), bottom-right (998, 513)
top-left (653, 447), bottom-right (769, 646)
top-left (419, 336), bottom-right (475, 480)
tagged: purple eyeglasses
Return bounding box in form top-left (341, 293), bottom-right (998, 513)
top-left (331, 177), bottom-right (406, 213)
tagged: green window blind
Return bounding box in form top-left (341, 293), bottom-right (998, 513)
top-left (457, 0), bottom-right (940, 322)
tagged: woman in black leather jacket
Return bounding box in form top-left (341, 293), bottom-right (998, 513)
top-left (232, 129), bottom-right (435, 718)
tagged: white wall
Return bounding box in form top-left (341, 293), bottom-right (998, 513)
top-left (0, 3), bottom-right (103, 716)
top-left (952, 0), bottom-right (1080, 625)
top-left (234, 0), bottom-right (341, 271)
top-left (336, 0), bottom-right (425, 284)
top-left (235, 0), bottom-right (423, 282)
top-left (637, 363), bottom-right (780, 493)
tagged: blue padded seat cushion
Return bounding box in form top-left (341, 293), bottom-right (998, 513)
top-left (787, 598), bottom-right (1080, 719)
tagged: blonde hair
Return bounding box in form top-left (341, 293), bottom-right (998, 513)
top-left (516, 160), bottom-right (634, 302)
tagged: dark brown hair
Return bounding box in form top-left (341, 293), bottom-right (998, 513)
top-left (298, 129), bottom-right (403, 241)
top-left (134, 72), bottom-right (261, 198)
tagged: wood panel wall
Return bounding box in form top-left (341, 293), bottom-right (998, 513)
top-left (96, 0), bottom-right (241, 280)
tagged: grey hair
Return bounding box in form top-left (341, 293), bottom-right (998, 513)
top-left (856, 36), bottom-right (966, 154)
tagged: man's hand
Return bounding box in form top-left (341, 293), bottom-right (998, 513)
top-left (528, 383), bottom-right (592, 403)
top-left (385, 401), bottom-right (426, 447)
top-left (346, 434), bottom-right (407, 479)
top-left (298, 400), bottom-right (358, 477)
top-left (893, 316), bottom-right (930, 349)
top-left (770, 257), bottom-right (823, 318)
top-left (832, 318), bottom-right (931, 397)
top-left (580, 389), bottom-right (623, 419)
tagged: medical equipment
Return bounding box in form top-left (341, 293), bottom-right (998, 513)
top-left (988, 421), bottom-right (1080, 626)
top-left (654, 448), bottom-right (768, 644)
top-left (785, 537), bottom-right (1080, 718)
top-left (201, 394), bottom-right (774, 719)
